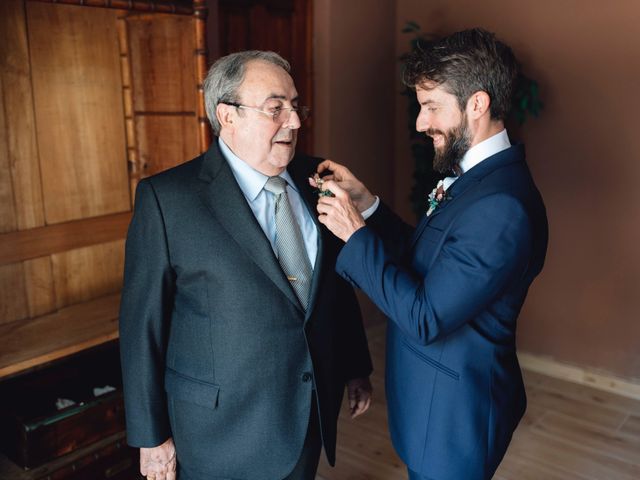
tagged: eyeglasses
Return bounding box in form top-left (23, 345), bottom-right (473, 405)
top-left (223, 102), bottom-right (311, 123)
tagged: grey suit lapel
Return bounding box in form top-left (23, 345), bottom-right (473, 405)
top-left (197, 145), bottom-right (303, 312)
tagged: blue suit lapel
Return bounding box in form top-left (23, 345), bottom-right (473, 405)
top-left (197, 144), bottom-right (303, 312)
top-left (410, 144), bottom-right (526, 249)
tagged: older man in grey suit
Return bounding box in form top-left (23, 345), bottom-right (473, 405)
top-left (119, 51), bottom-right (373, 480)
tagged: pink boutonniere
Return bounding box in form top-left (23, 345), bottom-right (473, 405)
top-left (426, 180), bottom-right (449, 216)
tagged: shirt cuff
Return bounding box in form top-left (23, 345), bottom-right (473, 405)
top-left (361, 196), bottom-right (380, 220)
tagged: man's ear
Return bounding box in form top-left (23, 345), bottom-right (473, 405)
top-left (216, 103), bottom-right (235, 130)
top-left (466, 91), bottom-right (491, 119)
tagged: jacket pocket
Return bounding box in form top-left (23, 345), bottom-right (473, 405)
top-left (400, 338), bottom-right (459, 380)
top-left (164, 367), bottom-right (220, 409)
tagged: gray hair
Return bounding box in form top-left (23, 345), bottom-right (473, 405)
top-left (203, 50), bottom-right (291, 135)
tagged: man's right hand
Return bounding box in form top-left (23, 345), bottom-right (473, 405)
top-left (310, 160), bottom-right (376, 213)
top-left (140, 437), bottom-right (177, 480)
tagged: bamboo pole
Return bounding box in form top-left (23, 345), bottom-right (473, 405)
top-left (193, 0), bottom-right (211, 152)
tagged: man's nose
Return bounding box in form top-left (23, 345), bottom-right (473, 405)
top-left (283, 110), bottom-right (301, 129)
top-left (415, 113), bottom-right (429, 133)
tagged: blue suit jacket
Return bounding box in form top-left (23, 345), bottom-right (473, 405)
top-left (336, 144), bottom-right (548, 480)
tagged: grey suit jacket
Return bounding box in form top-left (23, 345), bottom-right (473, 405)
top-left (119, 142), bottom-right (372, 480)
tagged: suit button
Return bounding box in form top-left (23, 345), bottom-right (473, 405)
top-left (301, 372), bottom-right (312, 383)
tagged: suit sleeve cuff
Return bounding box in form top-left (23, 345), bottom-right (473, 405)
top-left (360, 196), bottom-right (380, 220)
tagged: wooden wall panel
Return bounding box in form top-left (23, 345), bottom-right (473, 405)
top-left (128, 15), bottom-right (197, 113)
top-left (0, 263), bottom-right (29, 325)
top-left (0, 0), bottom-right (45, 232)
top-left (218, 0), bottom-right (313, 154)
top-left (27, 2), bottom-right (130, 225)
top-left (0, 90), bottom-right (17, 233)
top-left (24, 256), bottom-right (55, 318)
top-left (51, 240), bottom-right (125, 309)
top-left (136, 116), bottom-right (199, 176)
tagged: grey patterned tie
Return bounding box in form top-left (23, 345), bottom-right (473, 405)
top-left (263, 176), bottom-right (312, 310)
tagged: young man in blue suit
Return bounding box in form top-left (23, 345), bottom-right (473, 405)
top-left (119, 51), bottom-right (372, 480)
top-left (314, 29), bottom-right (548, 480)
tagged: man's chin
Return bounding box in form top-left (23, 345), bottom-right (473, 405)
top-left (433, 155), bottom-right (452, 174)
top-left (268, 152), bottom-right (296, 172)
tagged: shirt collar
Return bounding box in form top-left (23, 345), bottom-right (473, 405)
top-left (459, 129), bottom-right (511, 174)
top-left (218, 137), bottom-right (296, 202)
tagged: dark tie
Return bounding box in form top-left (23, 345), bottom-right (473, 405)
top-left (263, 176), bottom-right (312, 311)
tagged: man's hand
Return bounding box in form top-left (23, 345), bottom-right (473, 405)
top-left (140, 437), bottom-right (177, 480)
top-left (347, 377), bottom-right (372, 418)
top-left (309, 160), bottom-right (376, 212)
top-left (316, 181), bottom-right (366, 242)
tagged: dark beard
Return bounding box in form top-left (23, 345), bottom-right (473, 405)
top-left (429, 117), bottom-right (471, 175)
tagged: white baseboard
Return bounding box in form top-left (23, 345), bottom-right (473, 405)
top-left (519, 352), bottom-right (640, 401)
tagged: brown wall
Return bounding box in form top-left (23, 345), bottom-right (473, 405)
top-left (313, 0), bottom-right (396, 200)
top-left (395, 0), bottom-right (640, 380)
top-left (314, 0), bottom-right (397, 325)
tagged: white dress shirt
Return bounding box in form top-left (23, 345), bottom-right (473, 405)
top-left (219, 138), bottom-right (318, 268)
top-left (451, 128), bottom-right (511, 186)
top-left (363, 129), bottom-right (512, 219)
top-left (438, 129), bottom-right (513, 192)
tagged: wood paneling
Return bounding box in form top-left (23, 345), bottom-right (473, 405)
top-left (135, 115), bottom-right (199, 176)
top-left (0, 87), bottom-right (17, 233)
top-left (24, 256), bottom-right (55, 318)
top-left (128, 15), bottom-right (197, 113)
top-left (0, 0), bottom-right (45, 232)
top-left (0, 0), bottom-right (208, 380)
top-left (27, 0), bottom-right (194, 15)
top-left (0, 293), bottom-right (120, 379)
top-left (27, 2), bottom-right (130, 224)
top-left (51, 240), bottom-right (125, 309)
top-left (194, 0), bottom-right (210, 154)
top-left (0, 263), bottom-right (29, 325)
top-left (0, 211), bottom-right (131, 266)
top-left (218, 0), bottom-right (313, 154)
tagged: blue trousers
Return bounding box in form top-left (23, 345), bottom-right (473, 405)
top-left (408, 468), bottom-right (435, 480)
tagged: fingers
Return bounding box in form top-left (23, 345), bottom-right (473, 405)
top-left (319, 180), bottom-right (347, 199)
top-left (139, 441), bottom-right (176, 480)
top-left (348, 386), bottom-right (357, 408)
top-left (317, 159), bottom-right (352, 179)
top-left (350, 389), bottom-right (372, 418)
top-left (316, 201), bottom-right (331, 216)
top-left (143, 462), bottom-right (173, 480)
top-left (316, 159), bottom-right (337, 175)
top-left (140, 456), bottom-right (148, 476)
top-left (362, 394), bottom-right (372, 413)
top-left (350, 391), bottom-right (363, 418)
top-left (166, 461), bottom-right (177, 480)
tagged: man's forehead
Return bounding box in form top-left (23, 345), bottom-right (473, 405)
top-left (416, 83), bottom-right (453, 101)
top-left (239, 61), bottom-right (298, 102)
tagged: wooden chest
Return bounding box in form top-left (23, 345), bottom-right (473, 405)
top-left (0, 342), bottom-right (126, 470)
top-left (0, 431), bottom-right (139, 480)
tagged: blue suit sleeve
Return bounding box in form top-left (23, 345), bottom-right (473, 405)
top-left (119, 180), bottom-right (175, 447)
top-left (366, 201), bottom-right (414, 259)
top-left (336, 194), bottom-right (532, 345)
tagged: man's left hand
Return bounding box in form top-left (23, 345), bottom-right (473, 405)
top-left (347, 377), bottom-right (372, 418)
top-left (316, 181), bottom-right (366, 242)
